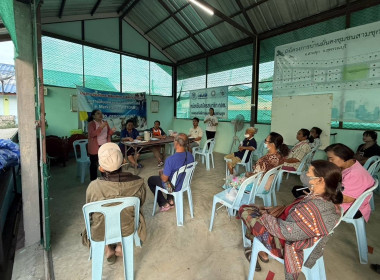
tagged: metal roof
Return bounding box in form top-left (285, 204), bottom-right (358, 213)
top-left (1, 0), bottom-right (379, 63)
top-left (0, 63), bottom-right (16, 94)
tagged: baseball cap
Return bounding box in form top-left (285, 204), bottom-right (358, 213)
top-left (98, 142), bottom-right (124, 172)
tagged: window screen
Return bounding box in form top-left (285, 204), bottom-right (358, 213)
top-left (122, 55), bottom-right (149, 93)
top-left (42, 36), bottom-right (83, 88)
top-left (150, 62), bottom-right (172, 96)
top-left (83, 46), bottom-right (120, 91)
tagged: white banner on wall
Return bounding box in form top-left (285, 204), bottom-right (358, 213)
top-left (273, 20), bottom-right (380, 122)
top-left (189, 86), bottom-right (228, 119)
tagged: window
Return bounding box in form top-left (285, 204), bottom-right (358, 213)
top-left (176, 45), bottom-right (253, 121)
top-left (150, 62), bottom-right (172, 96)
top-left (176, 59), bottom-right (206, 119)
top-left (122, 55), bottom-right (149, 93)
top-left (42, 36), bottom-right (83, 88)
top-left (83, 46), bottom-right (120, 91)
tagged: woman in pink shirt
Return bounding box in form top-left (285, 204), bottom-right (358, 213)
top-left (88, 109), bottom-right (116, 181)
top-left (324, 143), bottom-right (374, 221)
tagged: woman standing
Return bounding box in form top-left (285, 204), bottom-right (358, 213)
top-left (88, 109), bottom-right (115, 181)
top-left (204, 108), bottom-right (218, 140)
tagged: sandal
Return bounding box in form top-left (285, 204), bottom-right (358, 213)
top-left (258, 252), bottom-right (269, 263)
top-left (160, 205), bottom-right (171, 212)
top-left (244, 248), bottom-right (261, 272)
top-left (168, 200), bottom-right (175, 209)
top-left (244, 248), bottom-right (252, 262)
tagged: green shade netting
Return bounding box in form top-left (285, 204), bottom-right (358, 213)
top-left (0, 0), bottom-right (18, 56)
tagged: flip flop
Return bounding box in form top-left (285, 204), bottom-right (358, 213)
top-left (168, 200), bottom-right (175, 209)
top-left (244, 248), bottom-right (252, 262)
top-left (160, 205), bottom-right (171, 212)
top-left (258, 252), bottom-right (269, 263)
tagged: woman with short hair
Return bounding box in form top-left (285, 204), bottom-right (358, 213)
top-left (282, 129), bottom-right (311, 171)
top-left (354, 130), bottom-right (380, 165)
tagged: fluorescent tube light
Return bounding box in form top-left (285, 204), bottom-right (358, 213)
top-left (189, 0), bottom-right (214, 15)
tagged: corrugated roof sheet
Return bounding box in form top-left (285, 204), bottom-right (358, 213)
top-left (0, 63), bottom-right (16, 94)
top-left (35, 0), bottom-right (373, 62)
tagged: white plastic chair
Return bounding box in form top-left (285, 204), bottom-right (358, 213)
top-left (342, 179), bottom-right (378, 264)
top-left (73, 139), bottom-right (90, 183)
top-left (363, 155), bottom-right (380, 170)
top-left (192, 138), bottom-right (215, 170)
top-left (248, 165), bottom-right (283, 207)
top-left (167, 142), bottom-right (175, 155)
top-left (152, 161), bottom-right (197, 226)
top-left (82, 197), bottom-right (141, 280)
top-left (225, 143), bottom-right (255, 177)
top-left (245, 207), bottom-right (344, 279)
top-left (209, 172), bottom-right (263, 231)
top-left (276, 150), bottom-right (314, 191)
top-left (365, 158), bottom-right (380, 210)
top-left (252, 140), bottom-right (265, 162)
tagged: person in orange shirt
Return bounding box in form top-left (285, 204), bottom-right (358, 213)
top-left (150, 120), bottom-right (167, 167)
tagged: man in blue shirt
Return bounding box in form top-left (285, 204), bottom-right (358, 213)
top-left (224, 127), bottom-right (257, 175)
top-left (148, 133), bottom-right (194, 212)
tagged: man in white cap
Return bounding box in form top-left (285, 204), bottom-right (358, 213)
top-left (85, 142), bottom-right (146, 264)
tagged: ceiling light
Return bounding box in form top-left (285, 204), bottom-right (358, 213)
top-left (189, 0), bottom-right (214, 15)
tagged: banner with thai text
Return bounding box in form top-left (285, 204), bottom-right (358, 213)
top-left (189, 86), bottom-right (228, 119)
top-left (273, 20), bottom-right (380, 122)
top-left (77, 86), bottom-right (147, 131)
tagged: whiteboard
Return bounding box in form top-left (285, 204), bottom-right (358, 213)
top-left (271, 94), bottom-right (332, 149)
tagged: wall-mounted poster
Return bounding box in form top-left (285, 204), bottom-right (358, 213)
top-left (76, 86), bottom-right (147, 131)
top-left (151, 100), bottom-right (159, 113)
top-left (189, 86), bottom-right (228, 119)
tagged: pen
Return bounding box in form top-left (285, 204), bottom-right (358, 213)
top-left (296, 186), bottom-right (309, 191)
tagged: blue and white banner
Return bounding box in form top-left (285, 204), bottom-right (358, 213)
top-left (77, 86), bottom-right (147, 130)
top-left (189, 86), bottom-right (228, 119)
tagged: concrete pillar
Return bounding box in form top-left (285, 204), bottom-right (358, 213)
top-left (14, 1), bottom-right (41, 246)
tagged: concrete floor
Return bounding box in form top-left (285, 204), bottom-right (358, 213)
top-left (48, 152), bottom-right (380, 280)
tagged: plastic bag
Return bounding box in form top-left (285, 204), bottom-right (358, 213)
top-left (0, 139), bottom-right (20, 169)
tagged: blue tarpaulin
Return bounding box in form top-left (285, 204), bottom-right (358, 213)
top-left (0, 139), bottom-right (20, 169)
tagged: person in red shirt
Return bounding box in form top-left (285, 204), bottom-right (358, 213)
top-left (150, 120), bottom-right (167, 167)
